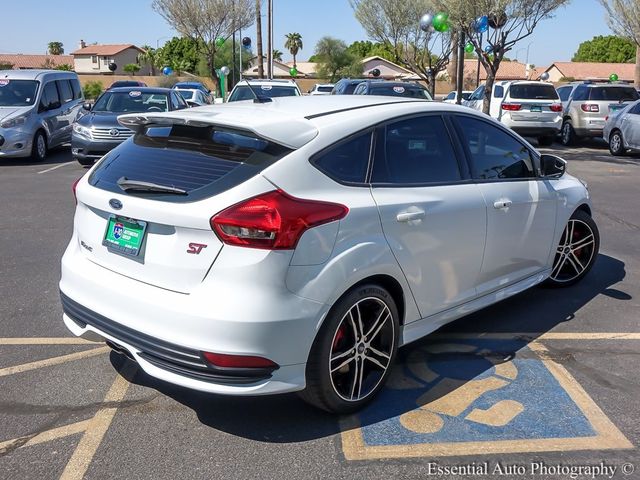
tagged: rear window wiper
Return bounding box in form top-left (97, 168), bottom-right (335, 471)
top-left (117, 177), bottom-right (187, 195)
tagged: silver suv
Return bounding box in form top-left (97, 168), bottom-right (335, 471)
top-left (559, 81), bottom-right (639, 145)
top-left (0, 69), bottom-right (83, 161)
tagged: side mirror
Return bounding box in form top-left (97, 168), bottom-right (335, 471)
top-left (540, 154), bottom-right (566, 178)
top-left (82, 102), bottom-right (92, 111)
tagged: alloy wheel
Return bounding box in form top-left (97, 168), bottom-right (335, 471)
top-left (329, 297), bottom-right (394, 402)
top-left (562, 123), bottom-right (571, 144)
top-left (550, 219), bottom-right (596, 283)
top-left (37, 134), bottom-right (46, 159)
top-left (610, 133), bottom-right (622, 154)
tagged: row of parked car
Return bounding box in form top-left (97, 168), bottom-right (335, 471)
top-left (446, 79), bottom-right (640, 153)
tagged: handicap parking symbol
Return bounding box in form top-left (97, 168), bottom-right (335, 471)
top-left (341, 338), bottom-right (632, 460)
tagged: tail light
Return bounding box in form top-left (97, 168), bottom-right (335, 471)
top-left (605, 115), bottom-right (609, 121)
top-left (210, 190), bottom-right (348, 250)
top-left (581, 104), bottom-right (599, 112)
top-left (550, 103), bottom-right (563, 112)
top-left (202, 351), bottom-right (278, 369)
top-left (72, 176), bottom-right (83, 204)
top-left (501, 103), bottom-right (522, 111)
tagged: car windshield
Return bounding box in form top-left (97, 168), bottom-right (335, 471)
top-left (317, 86), bottom-right (333, 93)
top-left (589, 86), bottom-right (639, 102)
top-left (228, 85), bottom-right (299, 101)
top-left (176, 89), bottom-right (195, 101)
top-left (461, 92), bottom-right (471, 100)
top-left (509, 84), bottom-right (559, 100)
top-left (111, 81), bottom-right (140, 88)
top-left (368, 85), bottom-right (432, 100)
top-left (92, 91), bottom-right (170, 113)
top-left (175, 83), bottom-right (203, 90)
top-left (0, 79), bottom-right (39, 107)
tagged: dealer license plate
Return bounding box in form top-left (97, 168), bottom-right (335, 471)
top-left (102, 215), bottom-right (147, 257)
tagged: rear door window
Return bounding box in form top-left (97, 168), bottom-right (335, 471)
top-left (56, 80), bottom-right (74, 104)
top-left (89, 125), bottom-right (292, 203)
top-left (509, 84), bottom-right (559, 100)
top-left (372, 115), bottom-right (462, 185)
top-left (70, 78), bottom-right (82, 99)
top-left (41, 81), bottom-right (60, 109)
top-left (557, 86), bottom-right (572, 102)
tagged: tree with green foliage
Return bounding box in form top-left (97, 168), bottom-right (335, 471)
top-left (124, 63), bottom-right (141, 75)
top-left (0, 62), bottom-right (14, 70)
top-left (83, 81), bottom-right (103, 100)
top-left (55, 64), bottom-right (74, 71)
top-left (47, 42), bottom-right (64, 55)
top-left (152, 0), bottom-right (255, 84)
top-left (434, 0), bottom-right (570, 114)
top-left (599, 0), bottom-right (640, 85)
top-left (171, 58), bottom-right (192, 75)
top-left (272, 49), bottom-right (284, 62)
top-left (157, 37), bottom-right (202, 74)
top-left (314, 36), bottom-right (363, 82)
top-left (350, 0), bottom-right (454, 96)
top-left (572, 35), bottom-right (635, 63)
top-left (138, 46), bottom-right (162, 76)
top-left (346, 40), bottom-right (396, 61)
top-left (285, 32), bottom-right (303, 68)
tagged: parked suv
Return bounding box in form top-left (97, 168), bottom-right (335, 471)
top-left (0, 69), bottom-right (83, 161)
top-left (560, 81), bottom-right (639, 145)
top-left (331, 78), bottom-right (383, 95)
top-left (353, 81), bottom-right (432, 100)
top-left (465, 81), bottom-right (562, 145)
top-left (227, 79), bottom-right (301, 102)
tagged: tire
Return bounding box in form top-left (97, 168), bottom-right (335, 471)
top-left (561, 121), bottom-right (575, 146)
top-left (609, 130), bottom-right (626, 156)
top-left (537, 136), bottom-right (554, 147)
top-left (30, 130), bottom-right (47, 162)
top-left (299, 284), bottom-right (400, 413)
top-left (545, 209), bottom-right (600, 288)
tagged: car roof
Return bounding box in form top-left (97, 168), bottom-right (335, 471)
top-left (118, 95), bottom-right (487, 149)
top-left (107, 86), bottom-right (173, 94)
top-left (0, 69), bottom-right (78, 81)
top-left (366, 81), bottom-right (424, 88)
top-left (236, 79), bottom-right (297, 85)
top-left (174, 81), bottom-right (204, 86)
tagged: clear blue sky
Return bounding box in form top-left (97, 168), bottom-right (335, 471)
top-left (1, 0), bottom-right (616, 67)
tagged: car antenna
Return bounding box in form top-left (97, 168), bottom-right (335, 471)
top-left (243, 80), bottom-right (272, 104)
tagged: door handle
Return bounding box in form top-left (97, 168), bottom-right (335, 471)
top-left (493, 200), bottom-right (512, 209)
top-left (396, 210), bottom-right (426, 222)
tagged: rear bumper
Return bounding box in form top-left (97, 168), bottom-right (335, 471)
top-left (510, 126), bottom-right (561, 137)
top-left (59, 236), bottom-right (330, 395)
top-left (501, 116), bottom-right (562, 137)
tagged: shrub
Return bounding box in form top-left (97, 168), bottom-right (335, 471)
top-left (124, 63), bottom-right (141, 75)
top-left (83, 81), bottom-right (103, 100)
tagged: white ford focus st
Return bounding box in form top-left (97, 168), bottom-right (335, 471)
top-left (60, 96), bottom-right (599, 413)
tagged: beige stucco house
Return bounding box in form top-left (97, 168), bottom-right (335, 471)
top-left (72, 43), bottom-right (148, 75)
top-left (539, 62), bottom-right (635, 82)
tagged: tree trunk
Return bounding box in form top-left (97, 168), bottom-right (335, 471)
top-left (448, 31), bottom-right (458, 89)
top-left (483, 70), bottom-right (496, 115)
top-left (633, 45), bottom-right (640, 88)
top-left (256, 0), bottom-right (264, 79)
top-left (293, 53), bottom-right (296, 69)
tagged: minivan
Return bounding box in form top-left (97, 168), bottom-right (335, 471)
top-left (0, 69), bottom-right (83, 161)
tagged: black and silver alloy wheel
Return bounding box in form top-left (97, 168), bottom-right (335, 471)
top-left (609, 131), bottom-right (625, 156)
top-left (329, 297), bottom-right (394, 402)
top-left (546, 210), bottom-right (599, 287)
top-left (300, 284), bottom-right (399, 413)
top-left (31, 130), bottom-right (47, 162)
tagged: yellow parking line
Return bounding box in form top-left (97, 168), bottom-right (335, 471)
top-left (0, 338), bottom-right (96, 345)
top-left (0, 347), bottom-right (109, 378)
top-left (60, 362), bottom-right (136, 480)
top-left (0, 420), bottom-right (89, 453)
top-left (431, 332), bottom-right (640, 340)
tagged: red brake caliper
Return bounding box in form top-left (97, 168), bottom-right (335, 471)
top-left (332, 325), bottom-right (346, 350)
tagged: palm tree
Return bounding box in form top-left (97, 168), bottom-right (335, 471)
top-left (284, 33), bottom-right (303, 69)
top-left (138, 45), bottom-right (160, 76)
top-left (272, 49), bottom-right (283, 62)
top-left (47, 42), bottom-right (64, 55)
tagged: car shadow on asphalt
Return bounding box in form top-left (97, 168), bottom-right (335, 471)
top-left (0, 145), bottom-right (71, 167)
top-left (115, 254), bottom-right (628, 443)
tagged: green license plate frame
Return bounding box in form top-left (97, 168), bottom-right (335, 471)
top-left (102, 215), bottom-right (147, 257)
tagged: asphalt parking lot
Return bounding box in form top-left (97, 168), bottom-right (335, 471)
top-left (1, 140), bottom-right (638, 480)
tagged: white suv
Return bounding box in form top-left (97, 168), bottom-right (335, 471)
top-left (227, 79), bottom-right (301, 102)
top-left (61, 96), bottom-right (597, 413)
top-left (465, 81), bottom-right (562, 145)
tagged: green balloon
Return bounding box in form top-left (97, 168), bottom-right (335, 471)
top-left (289, 67), bottom-right (298, 77)
top-left (432, 12), bottom-right (449, 32)
top-left (215, 37), bottom-right (225, 47)
top-left (609, 73), bottom-right (619, 81)
top-left (465, 42), bottom-right (474, 54)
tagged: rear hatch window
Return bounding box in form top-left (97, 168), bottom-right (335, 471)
top-left (509, 84), bottom-right (559, 100)
top-left (589, 86), bottom-right (639, 102)
top-left (228, 85), bottom-right (299, 101)
top-left (89, 124), bottom-right (292, 203)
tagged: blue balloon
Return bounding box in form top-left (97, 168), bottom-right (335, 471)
top-left (484, 44), bottom-right (494, 53)
top-left (474, 15), bottom-right (489, 33)
top-left (162, 66), bottom-right (173, 76)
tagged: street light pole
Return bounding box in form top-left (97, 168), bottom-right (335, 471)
top-left (267, 0), bottom-right (272, 78)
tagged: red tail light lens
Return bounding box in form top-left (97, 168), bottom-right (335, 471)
top-left (72, 176), bottom-right (82, 204)
top-left (581, 103), bottom-right (599, 112)
top-left (501, 103), bottom-right (522, 111)
top-left (210, 190), bottom-right (349, 250)
top-left (202, 351), bottom-right (278, 369)
top-left (550, 103), bottom-right (563, 112)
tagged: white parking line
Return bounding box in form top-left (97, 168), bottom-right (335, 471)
top-left (37, 161), bottom-right (74, 174)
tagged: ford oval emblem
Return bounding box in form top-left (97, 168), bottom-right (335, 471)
top-left (109, 199), bottom-right (123, 210)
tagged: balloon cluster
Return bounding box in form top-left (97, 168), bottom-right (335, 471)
top-left (609, 73), bottom-right (619, 81)
top-left (473, 12), bottom-right (507, 33)
top-left (162, 66), bottom-right (173, 76)
top-left (419, 12), bottom-right (450, 33)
